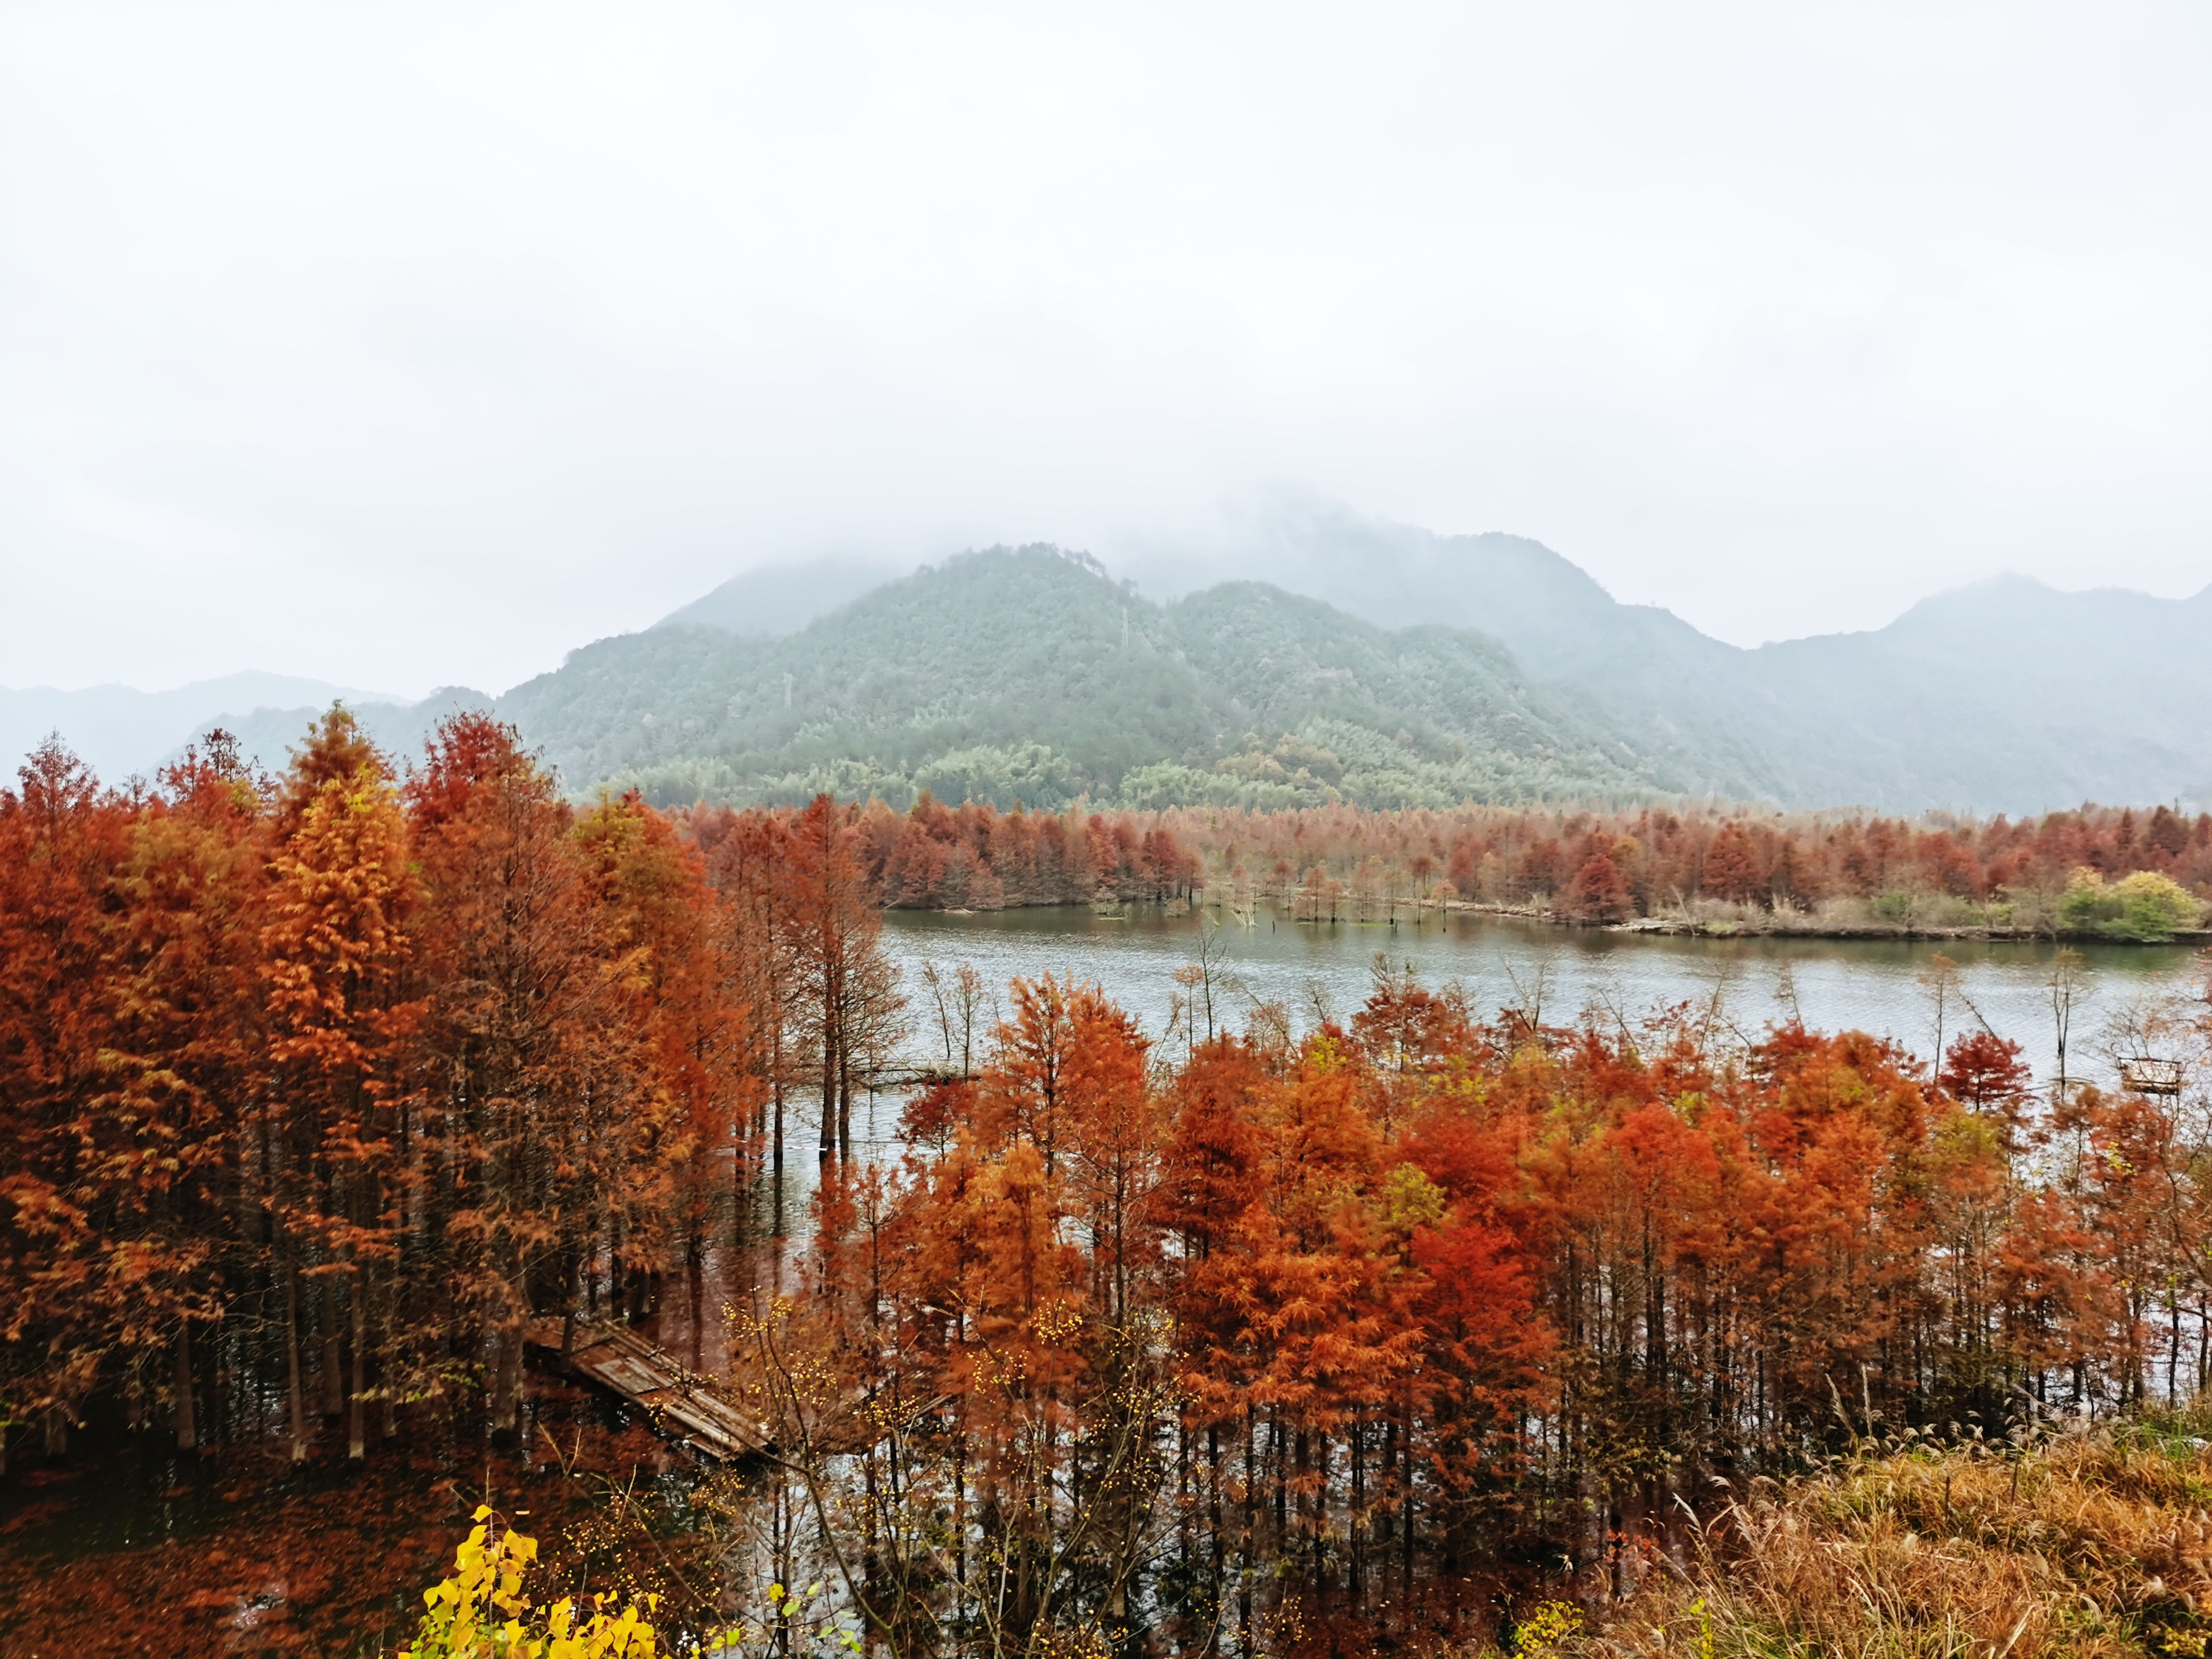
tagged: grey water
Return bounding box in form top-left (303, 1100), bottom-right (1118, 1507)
top-left (883, 904), bottom-right (2204, 1091)
top-left (702, 905), bottom-right (2199, 1356)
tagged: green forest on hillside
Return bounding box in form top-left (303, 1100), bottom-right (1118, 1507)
top-left (498, 546), bottom-right (1669, 809)
top-left (141, 525), bottom-right (2212, 818)
top-left (132, 520), bottom-right (2212, 817)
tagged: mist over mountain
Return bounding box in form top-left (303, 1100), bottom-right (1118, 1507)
top-left (652, 558), bottom-right (909, 638)
top-left (502, 545), bottom-right (1662, 809)
top-left (1114, 505), bottom-right (2212, 813)
top-left (569, 519), bottom-right (2212, 814)
top-left (1114, 503), bottom-right (1781, 799)
top-left (1743, 577), bottom-right (2212, 811)
top-left (0, 672), bottom-right (403, 785)
top-left (15, 517), bottom-right (2210, 816)
top-left (184, 686), bottom-right (497, 780)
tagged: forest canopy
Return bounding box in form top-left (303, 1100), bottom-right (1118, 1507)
top-left (497, 548), bottom-right (1671, 811)
top-left (735, 791), bottom-right (2212, 940)
top-left (146, 541), bottom-right (2212, 819)
top-left (9, 714), bottom-right (2212, 1656)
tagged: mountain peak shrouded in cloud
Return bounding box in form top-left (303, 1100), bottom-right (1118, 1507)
top-left (0, 673), bottom-right (405, 786)
top-left (654, 558), bottom-right (914, 637)
top-left (1108, 494), bottom-right (1742, 672)
top-left (12, 521), bottom-right (2212, 813)
top-left (8, 7), bottom-right (2212, 696)
top-left (501, 541), bottom-right (1661, 810)
top-left (474, 531), bottom-right (2212, 816)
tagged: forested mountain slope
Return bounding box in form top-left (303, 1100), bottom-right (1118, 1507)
top-left (1742, 576), bottom-right (2212, 811)
top-left (1130, 504), bottom-right (2212, 813)
top-left (40, 514), bottom-right (2211, 814)
top-left (497, 544), bottom-right (1671, 808)
top-left (1124, 502), bottom-right (1785, 799)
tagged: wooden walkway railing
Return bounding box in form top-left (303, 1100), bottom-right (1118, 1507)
top-left (524, 1316), bottom-right (763, 1461)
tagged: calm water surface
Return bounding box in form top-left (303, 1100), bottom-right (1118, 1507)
top-left (883, 904), bottom-right (2201, 1090)
top-left (687, 905), bottom-right (2199, 1345)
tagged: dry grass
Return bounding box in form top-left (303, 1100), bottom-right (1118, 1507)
top-left (1568, 1419), bottom-right (2212, 1658)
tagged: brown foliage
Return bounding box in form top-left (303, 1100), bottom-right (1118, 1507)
top-left (762, 793), bottom-right (2212, 923)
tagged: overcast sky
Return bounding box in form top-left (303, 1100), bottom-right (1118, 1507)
top-left (5, 2), bottom-right (2211, 698)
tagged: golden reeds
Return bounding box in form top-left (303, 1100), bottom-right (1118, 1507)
top-left (1574, 1422), bottom-right (2212, 1658)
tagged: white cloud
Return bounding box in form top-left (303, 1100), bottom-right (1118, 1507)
top-left (4, 0), bottom-right (2210, 693)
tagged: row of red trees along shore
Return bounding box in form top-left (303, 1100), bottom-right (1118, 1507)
top-left (813, 791), bottom-right (2212, 931)
top-left (8, 716), bottom-right (2212, 1651)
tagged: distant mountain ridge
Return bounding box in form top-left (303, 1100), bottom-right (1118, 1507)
top-left (0, 672), bottom-right (404, 785)
top-left (652, 557), bottom-right (906, 637)
top-left (1740, 576), bottom-right (2212, 810)
top-left (1131, 508), bottom-right (1783, 799)
top-left (14, 514), bottom-right (2210, 813)
top-left (1109, 506), bottom-right (2212, 812)
top-left (500, 545), bottom-right (1664, 809)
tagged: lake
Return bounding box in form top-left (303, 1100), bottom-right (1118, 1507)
top-left (705, 902), bottom-right (2205, 1382)
top-left (882, 903), bottom-right (2204, 1090)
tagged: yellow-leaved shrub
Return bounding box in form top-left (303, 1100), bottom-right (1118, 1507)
top-left (401, 1507), bottom-right (660, 1659)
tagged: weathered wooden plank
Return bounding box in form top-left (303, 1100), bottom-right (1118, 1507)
top-left (523, 1316), bottom-right (762, 1460)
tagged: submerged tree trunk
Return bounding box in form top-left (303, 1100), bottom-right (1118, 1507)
top-left (837, 1050), bottom-right (853, 1162)
top-left (321, 1275), bottom-right (345, 1418)
top-left (772, 1075), bottom-right (786, 1235)
top-left (175, 1324), bottom-right (198, 1453)
top-left (284, 1262), bottom-right (309, 1463)
top-left (492, 1321), bottom-right (521, 1435)
top-left (348, 1267), bottom-right (367, 1460)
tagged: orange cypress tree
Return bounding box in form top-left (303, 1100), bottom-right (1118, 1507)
top-left (406, 714), bottom-right (645, 1419)
top-left (0, 739), bottom-right (130, 1460)
top-left (262, 709), bottom-right (420, 1460)
top-left (100, 733), bottom-right (273, 1452)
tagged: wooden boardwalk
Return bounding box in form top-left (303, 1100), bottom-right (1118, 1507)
top-left (524, 1316), bottom-right (763, 1461)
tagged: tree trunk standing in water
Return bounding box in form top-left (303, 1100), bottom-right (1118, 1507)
top-left (1921, 951), bottom-right (1961, 1081)
top-left (820, 998), bottom-right (840, 1162)
top-left (703, 810), bottom-right (804, 1233)
top-left (800, 799), bottom-right (853, 1165)
top-left (837, 1045), bottom-right (853, 1162)
top-left (321, 1275), bottom-right (345, 1418)
top-left (772, 1064), bottom-right (786, 1229)
top-left (173, 1324), bottom-right (197, 1452)
top-left (785, 794), bottom-right (904, 1167)
top-left (843, 946), bottom-right (907, 1162)
top-left (284, 1259), bottom-right (308, 1462)
top-left (2049, 947), bottom-right (2088, 1098)
top-left (348, 1264), bottom-right (367, 1458)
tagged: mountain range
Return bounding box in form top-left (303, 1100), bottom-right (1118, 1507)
top-left (10, 512), bottom-right (2208, 814)
top-left (0, 672), bottom-right (408, 788)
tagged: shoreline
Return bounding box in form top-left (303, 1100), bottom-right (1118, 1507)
top-left (894, 894), bottom-right (2210, 948)
top-left (1609, 913), bottom-right (2210, 945)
